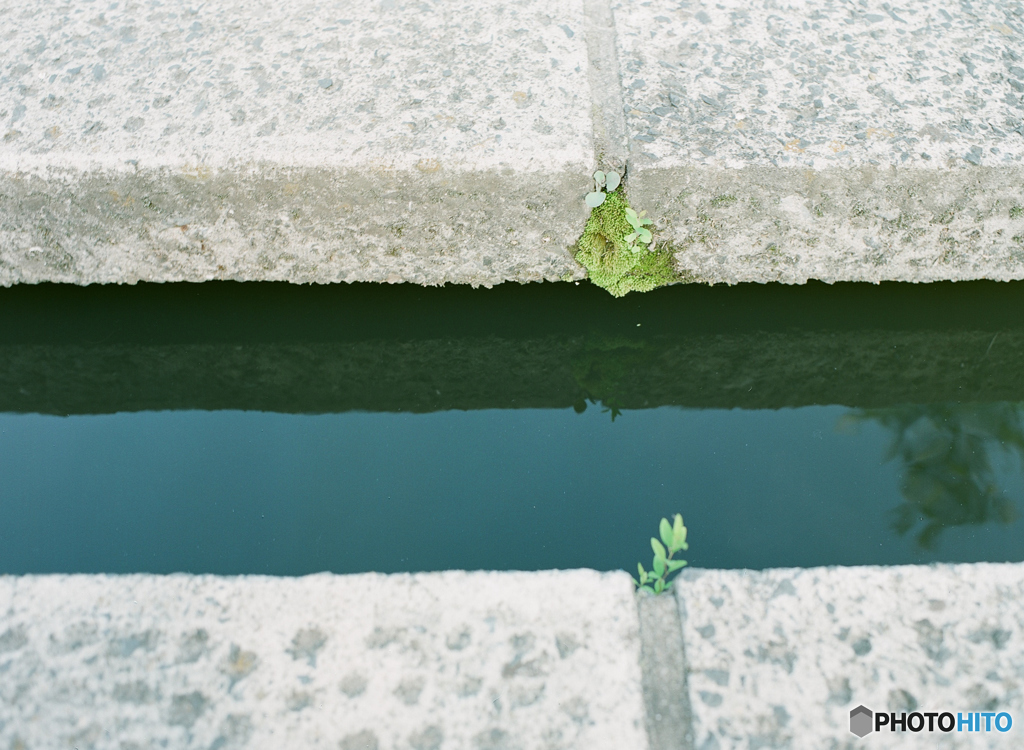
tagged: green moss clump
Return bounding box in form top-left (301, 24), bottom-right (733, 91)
top-left (573, 190), bottom-right (681, 297)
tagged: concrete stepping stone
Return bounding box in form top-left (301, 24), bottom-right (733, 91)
top-left (2, 563), bottom-right (1022, 747)
top-left (616, 0), bottom-right (1024, 284)
top-left (0, 570), bottom-right (645, 749)
top-left (2, 0), bottom-right (1022, 288)
top-left (0, 0), bottom-right (594, 287)
top-left (674, 563), bottom-right (1024, 749)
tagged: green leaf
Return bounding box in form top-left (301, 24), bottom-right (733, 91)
top-left (624, 206), bottom-right (638, 219)
top-left (653, 556), bottom-right (665, 576)
top-left (637, 562), bottom-right (647, 583)
top-left (594, 170), bottom-right (606, 189)
top-left (654, 578), bottom-right (665, 594)
top-left (585, 192), bottom-right (606, 208)
top-left (637, 227), bottom-right (652, 243)
top-left (659, 518), bottom-right (673, 549)
top-left (651, 538), bottom-right (667, 561)
top-left (672, 515), bottom-right (686, 548)
top-left (631, 576), bottom-right (640, 587)
top-left (667, 559), bottom-right (688, 572)
top-left (605, 171), bottom-right (620, 191)
top-left (638, 215), bottom-right (652, 226)
top-left (624, 231), bottom-right (638, 243)
top-left (640, 585), bottom-right (655, 594)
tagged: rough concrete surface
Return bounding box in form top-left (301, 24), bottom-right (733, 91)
top-left (675, 563), bottom-right (1024, 749)
top-left (2, 565), bottom-right (1023, 747)
top-left (2, 0), bottom-right (1023, 287)
top-left (617, 0), bottom-right (1024, 283)
top-left (0, 0), bottom-right (593, 286)
top-left (0, 570), bottom-right (646, 750)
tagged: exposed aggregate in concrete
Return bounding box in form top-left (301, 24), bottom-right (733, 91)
top-left (615, 0), bottom-right (1024, 284)
top-left (0, 571), bottom-right (646, 750)
top-left (1, 0), bottom-right (1023, 286)
top-left (676, 563), bottom-right (1024, 749)
top-left (3, 565), bottom-right (1023, 748)
top-left (0, 0), bottom-right (593, 286)
top-left (614, 0), bottom-right (1024, 170)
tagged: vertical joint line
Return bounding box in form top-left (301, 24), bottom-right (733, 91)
top-left (582, 0), bottom-right (630, 175)
top-left (638, 591), bottom-right (694, 750)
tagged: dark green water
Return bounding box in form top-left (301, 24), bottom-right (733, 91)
top-left (1, 280), bottom-right (1023, 574)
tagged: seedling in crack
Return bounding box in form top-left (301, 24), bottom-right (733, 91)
top-left (632, 514), bottom-right (688, 595)
top-left (624, 207), bottom-right (653, 252)
top-left (585, 169), bottom-right (621, 208)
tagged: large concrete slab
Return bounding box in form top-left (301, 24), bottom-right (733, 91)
top-left (0, 0), bottom-right (593, 286)
top-left (675, 563), bottom-right (1024, 749)
top-left (615, 0), bottom-right (1024, 283)
top-left (0, 570), bottom-right (646, 749)
top-left (3, 0), bottom-right (1024, 288)
top-left (3, 564), bottom-right (1023, 747)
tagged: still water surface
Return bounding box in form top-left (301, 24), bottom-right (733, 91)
top-left (1, 281), bottom-right (1022, 574)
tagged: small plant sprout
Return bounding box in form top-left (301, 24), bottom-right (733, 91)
top-left (573, 172), bottom-right (679, 296)
top-left (624, 207), bottom-right (653, 253)
top-left (632, 514), bottom-right (688, 595)
top-left (585, 169), bottom-right (621, 208)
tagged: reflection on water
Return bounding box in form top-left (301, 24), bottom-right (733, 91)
top-left (571, 337), bottom-right (651, 421)
top-left (2, 280), bottom-right (1024, 573)
top-left (1, 404), bottom-right (1022, 574)
top-left (844, 403), bottom-right (1023, 550)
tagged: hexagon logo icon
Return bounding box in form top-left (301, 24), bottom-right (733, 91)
top-left (850, 705), bottom-right (873, 738)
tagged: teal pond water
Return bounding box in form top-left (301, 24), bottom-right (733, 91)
top-left (1, 280), bottom-right (1022, 574)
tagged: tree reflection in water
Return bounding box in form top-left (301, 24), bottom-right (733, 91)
top-left (843, 403), bottom-right (1023, 549)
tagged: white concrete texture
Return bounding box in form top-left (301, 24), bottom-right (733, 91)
top-left (675, 563), bottom-right (1024, 749)
top-left (616, 0), bottom-right (1024, 283)
top-left (0, 571), bottom-right (647, 750)
top-left (1, 0), bottom-right (1023, 287)
top-left (0, 0), bottom-right (593, 286)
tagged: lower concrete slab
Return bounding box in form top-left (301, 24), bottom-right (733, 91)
top-left (0, 571), bottom-right (646, 750)
top-left (675, 563), bottom-right (1024, 749)
top-left (3, 564), bottom-right (1022, 749)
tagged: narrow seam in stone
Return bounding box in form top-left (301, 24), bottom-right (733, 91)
top-left (582, 0), bottom-right (629, 173)
top-left (638, 591), bottom-right (694, 750)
